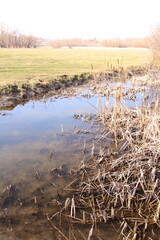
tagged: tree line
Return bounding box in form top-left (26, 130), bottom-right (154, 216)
top-left (49, 37), bottom-right (149, 48)
top-left (0, 23), bottom-right (150, 49)
top-left (1, 22), bottom-right (160, 58)
top-left (0, 24), bottom-right (39, 48)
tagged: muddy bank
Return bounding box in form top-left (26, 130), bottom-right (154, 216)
top-left (0, 73), bottom-right (91, 110)
top-left (0, 66), bottom-right (146, 110)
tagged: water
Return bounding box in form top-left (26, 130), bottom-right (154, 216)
top-left (0, 80), bottom-right (153, 239)
top-left (0, 82), bottom-right (146, 185)
top-left (0, 96), bottom-right (100, 182)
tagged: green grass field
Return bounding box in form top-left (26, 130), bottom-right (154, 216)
top-left (0, 48), bottom-right (151, 87)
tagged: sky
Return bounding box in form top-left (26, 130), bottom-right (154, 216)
top-left (0, 0), bottom-right (160, 40)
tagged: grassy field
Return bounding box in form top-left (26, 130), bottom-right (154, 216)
top-left (0, 48), bottom-right (151, 86)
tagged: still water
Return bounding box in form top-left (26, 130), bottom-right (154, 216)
top-left (0, 81), bottom-right (148, 239)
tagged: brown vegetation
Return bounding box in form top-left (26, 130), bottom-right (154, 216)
top-left (47, 84), bottom-right (160, 239)
top-left (49, 38), bottom-right (99, 48)
top-left (150, 24), bottom-right (160, 63)
top-left (101, 37), bottom-right (149, 48)
top-left (49, 37), bottom-right (149, 49)
top-left (0, 23), bottom-right (40, 48)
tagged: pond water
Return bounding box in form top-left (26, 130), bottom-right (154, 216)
top-left (0, 95), bottom-right (103, 183)
top-left (0, 79), bottom-right (154, 239)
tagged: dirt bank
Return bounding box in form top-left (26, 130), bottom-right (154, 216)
top-left (0, 67), bottom-right (146, 110)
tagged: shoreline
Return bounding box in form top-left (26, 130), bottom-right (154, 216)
top-left (0, 67), bottom-right (146, 110)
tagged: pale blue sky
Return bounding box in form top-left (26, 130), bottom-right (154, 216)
top-left (0, 0), bottom-right (160, 39)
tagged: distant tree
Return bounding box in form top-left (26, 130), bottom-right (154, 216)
top-left (101, 37), bottom-right (149, 48)
top-left (50, 38), bottom-right (100, 48)
top-left (20, 35), bottom-right (40, 48)
top-left (0, 23), bottom-right (9, 47)
top-left (150, 24), bottom-right (160, 62)
top-left (0, 23), bottom-right (40, 48)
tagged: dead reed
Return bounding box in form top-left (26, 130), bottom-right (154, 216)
top-left (132, 68), bottom-right (160, 87)
top-left (52, 86), bottom-right (160, 239)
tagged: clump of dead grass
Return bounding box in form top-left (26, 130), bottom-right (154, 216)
top-left (132, 68), bottom-right (160, 87)
top-left (52, 86), bottom-right (160, 240)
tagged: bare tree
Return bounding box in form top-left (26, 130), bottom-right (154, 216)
top-left (0, 23), bottom-right (40, 48)
top-left (150, 24), bottom-right (160, 62)
top-left (0, 23), bottom-right (8, 47)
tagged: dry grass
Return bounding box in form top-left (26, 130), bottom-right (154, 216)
top-left (132, 68), bottom-right (160, 87)
top-left (49, 85), bottom-right (160, 239)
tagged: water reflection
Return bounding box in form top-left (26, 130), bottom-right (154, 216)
top-left (0, 80), bottom-right (156, 186)
top-left (0, 79), bottom-right (159, 239)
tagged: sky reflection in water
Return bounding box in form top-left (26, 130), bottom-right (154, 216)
top-left (0, 82), bottom-right (145, 187)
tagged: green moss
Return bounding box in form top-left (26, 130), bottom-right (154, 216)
top-left (7, 87), bottom-right (13, 92)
